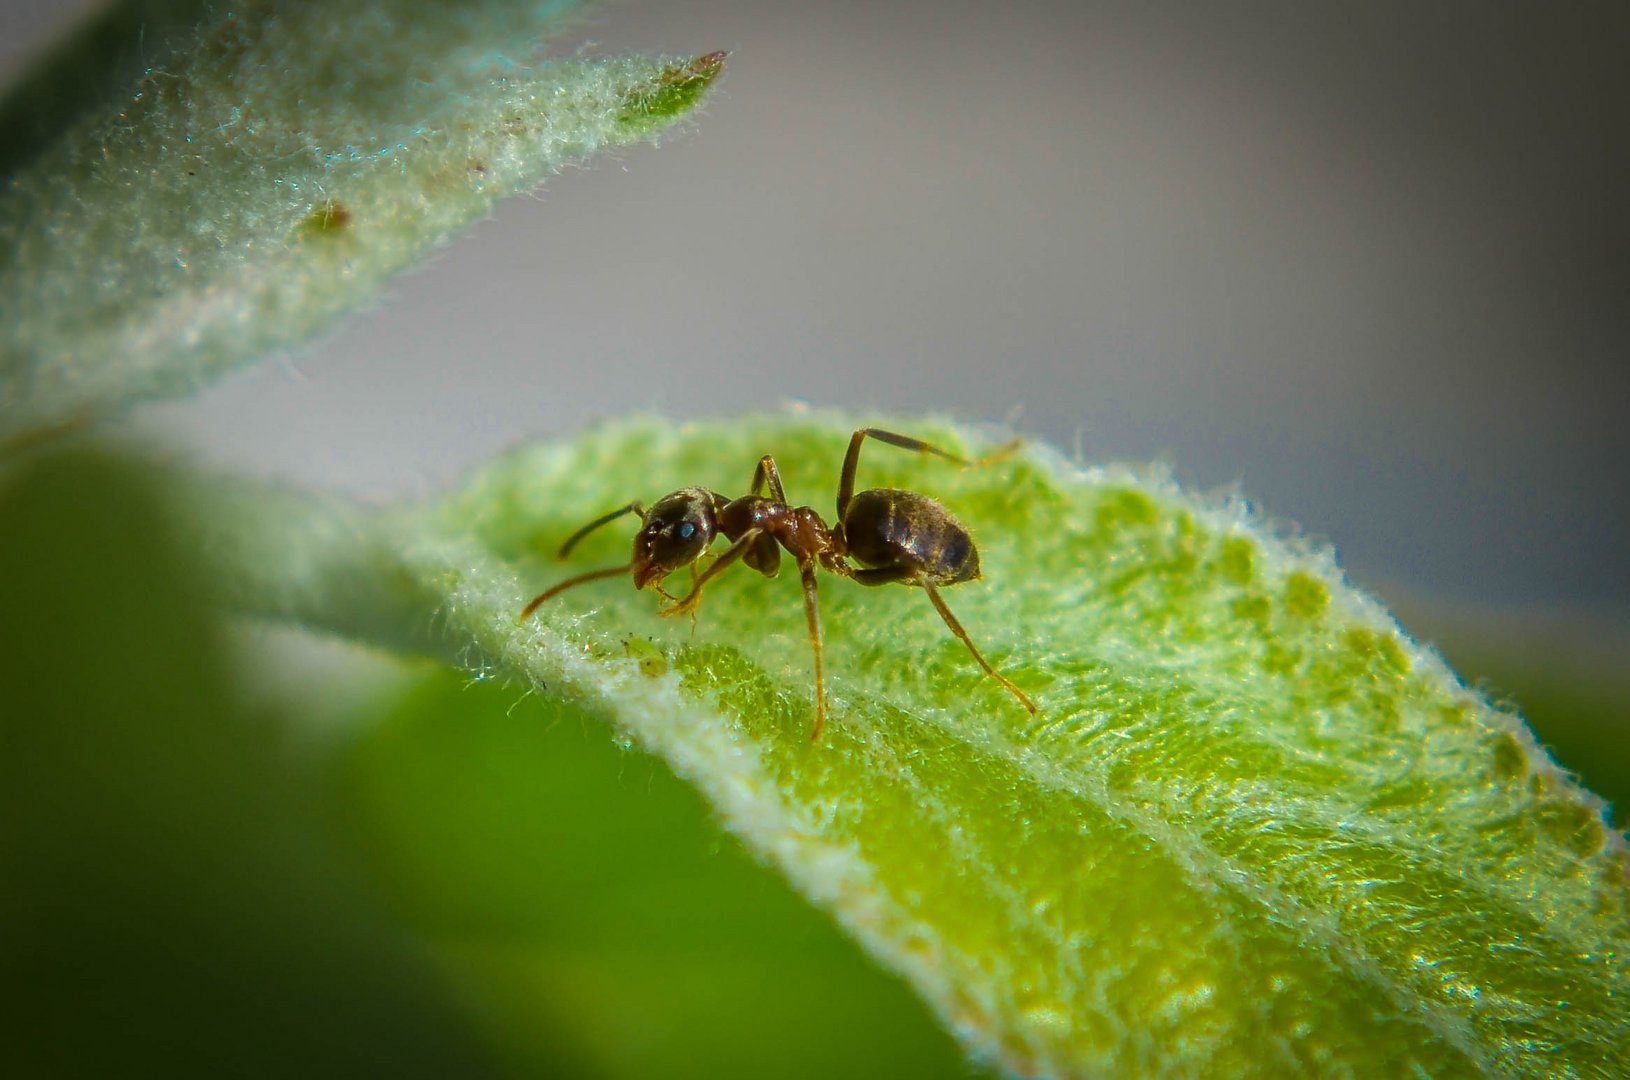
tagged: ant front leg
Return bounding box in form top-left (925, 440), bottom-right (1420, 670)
top-left (674, 564), bottom-right (703, 634)
top-left (643, 570), bottom-right (700, 633)
top-left (658, 528), bottom-right (763, 620)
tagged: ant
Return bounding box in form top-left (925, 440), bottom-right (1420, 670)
top-left (520, 428), bottom-right (1038, 741)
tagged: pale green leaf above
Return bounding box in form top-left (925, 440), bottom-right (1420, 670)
top-left (0, 0), bottom-right (722, 440)
top-left (181, 412), bottom-right (1630, 1079)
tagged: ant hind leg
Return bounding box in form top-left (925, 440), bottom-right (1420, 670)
top-left (919, 580), bottom-right (1038, 716)
top-left (836, 428), bottom-right (1020, 521)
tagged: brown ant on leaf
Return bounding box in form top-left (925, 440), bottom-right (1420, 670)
top-left (520, 428), bottom-right (1038, 741)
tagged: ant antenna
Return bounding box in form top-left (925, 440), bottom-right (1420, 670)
top-left (558, 502), bottom-right (644, 559)
top-left (520, 563), bottom-right (634, 622)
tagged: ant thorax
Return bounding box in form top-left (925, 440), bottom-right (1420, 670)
top-left (715, 494), bottom-right (779, 537)
top-left (717, 497), bottom-right (836, 572)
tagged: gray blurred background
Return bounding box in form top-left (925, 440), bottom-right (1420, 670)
top-left (5, 0), bottom-right (1627, 661)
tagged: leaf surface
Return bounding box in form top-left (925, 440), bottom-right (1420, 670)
top-left (190, 412), bottom-right (1630, 1078)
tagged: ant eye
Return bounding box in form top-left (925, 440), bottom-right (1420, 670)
top-left (677, 522), bottom-right (696, 540)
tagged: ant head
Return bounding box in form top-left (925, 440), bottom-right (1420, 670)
top-left (632, 487), bottom-right (718, 590)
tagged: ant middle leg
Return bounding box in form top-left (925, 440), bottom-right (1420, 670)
top-left (797, 558), bottom-right (828, 742)
top-left (846, 565), bottom-right (917, 587)
top-left (836, 428), bottom-right (1018, 521)
top-left (750, 454), bottom-right (788, 503)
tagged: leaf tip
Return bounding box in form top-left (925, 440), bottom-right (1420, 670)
top-left (614, 50), bottom-right (727, 138)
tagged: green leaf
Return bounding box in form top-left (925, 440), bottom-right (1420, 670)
top-left (0, 0), bottom-right (723, 441)
top-left (181, 412), bottom-right (1630, 1078)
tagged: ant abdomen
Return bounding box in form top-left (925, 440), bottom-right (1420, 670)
top-left (842, 488), bottom-right (980, 586)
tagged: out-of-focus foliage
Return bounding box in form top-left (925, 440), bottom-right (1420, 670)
top-left (0, 451), bottom-right (496, 1078)
top-left (0, 0), bottom-right (722, 440)
top-left (336, 671), bottom-right (973, 1079)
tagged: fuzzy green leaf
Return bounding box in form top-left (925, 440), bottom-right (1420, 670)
top-left (0, 0), bottom-right (722, 441)
top-left (183, 412), bottom-right (1629, 1078)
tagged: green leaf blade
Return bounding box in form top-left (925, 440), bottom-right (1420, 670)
top-left (0, 1), bottom-right (722, 439)
top-left (190, 412), bottom-right (1629, 1077)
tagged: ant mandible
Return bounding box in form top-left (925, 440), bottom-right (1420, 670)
top-left (519, 428), bottom-right (1039, 741)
